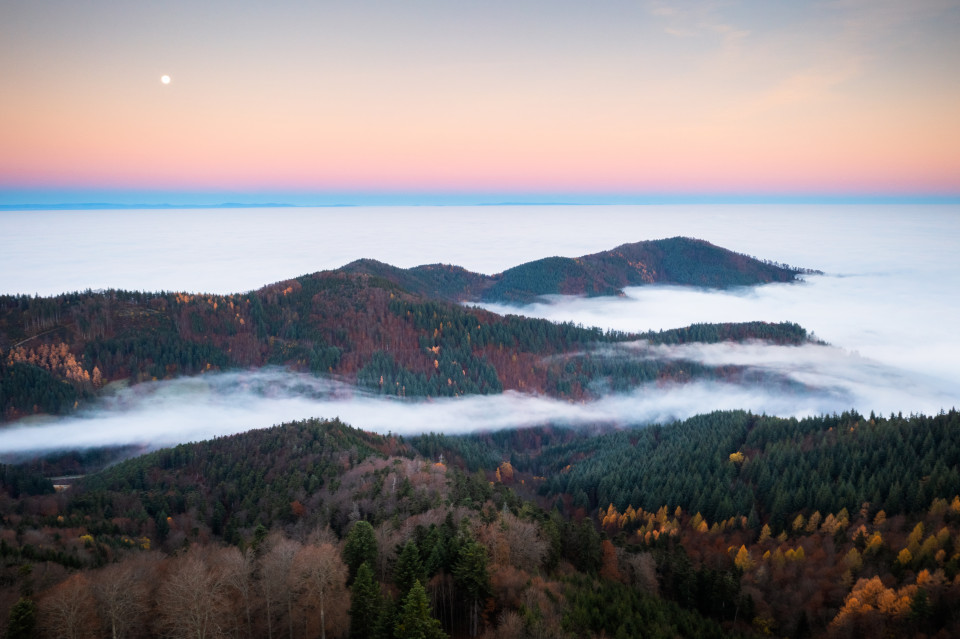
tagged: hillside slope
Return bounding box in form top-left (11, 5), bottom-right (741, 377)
top-left (2, 411), bottom-right (959, 638)
top-left (0, 237), bottom-right (817, 421)
top-left (341, 236), bottom-right (818, 302)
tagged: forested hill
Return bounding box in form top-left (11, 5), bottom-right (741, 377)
top-left (0, 247), bottom-right (814, 421)
top-left (2, 411), bottom-right (959, 638)
top-left (341, 236), bottom-right (818, 302)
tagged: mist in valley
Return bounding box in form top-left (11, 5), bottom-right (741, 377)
top-left (0, 336), bottom-right (951, 456)
top-left (1, 205), bottom-right (957, 454)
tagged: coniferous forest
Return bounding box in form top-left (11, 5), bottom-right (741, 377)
top-left (0, 239), bottom-right (957, 638)
top-left (0, 237), bottom-right (812, 421)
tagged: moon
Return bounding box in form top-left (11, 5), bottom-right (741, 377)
top-left (160, 75), bottom-right (171, 85)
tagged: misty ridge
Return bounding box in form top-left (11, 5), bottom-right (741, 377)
top-left (0, 236), bottom-right (815, 416)
top-left (1, 206), bottom-right (958, 455)
top-left (1, 204), bottom-right (951, 298)
top-left (0, 331), bottom-right (950, 456)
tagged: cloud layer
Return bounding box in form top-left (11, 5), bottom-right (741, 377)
top-left (0, 205), bottom-right (957, 454)
top-left (0, 341), bottom-right (951, 456)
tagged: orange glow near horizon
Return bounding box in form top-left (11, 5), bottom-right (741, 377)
top-left (1, 1), bottom-right (958, 198)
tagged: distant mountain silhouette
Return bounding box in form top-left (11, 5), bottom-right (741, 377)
top-left (340, 236), bottom-right (818, 302)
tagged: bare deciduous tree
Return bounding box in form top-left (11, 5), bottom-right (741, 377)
top-left (39, 573), bottom-right (98, 639)
top-left (622, 551), bottom-right (659, 596)
top-left (259, 533), bottom-right (301, 639)
top-left (215, 546), bottom-right (256, 639)
top-left (91, 557), bottom-right (153, 639)
top-left (289, 542), bottom-right (349, 639)
top-left (500, 514), bottom-right (547, 573)
top-left (156, 547), bottom-right (231, 639)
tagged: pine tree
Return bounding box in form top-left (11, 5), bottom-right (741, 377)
top-left (453, 541), bottom-right (490, 638)
top-left (7, 597), bottom-right (37, 639)
top-left (350, 562), bottom-right (381, 639)
top-left (394, 580), bottom-right (447, 639)
top-left (344, 520), bottom-right (378, 583)
top-left (394, 541), bottom-right (425, 598)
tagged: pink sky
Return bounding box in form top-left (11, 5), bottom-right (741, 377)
top-left (2, 0), bottom-right (958, 200)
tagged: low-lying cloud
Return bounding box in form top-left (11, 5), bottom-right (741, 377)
top-left (1, 205), bottom-right (957, 456)
top-left (622, 340), bottom-right (956, 415)
top-left (1, 339), bottom-right (952, 456)
top-left (480, 270), bottom-right (960, 394)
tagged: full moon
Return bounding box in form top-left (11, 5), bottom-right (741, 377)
top-left (160, 75), bottom-right (171, 85)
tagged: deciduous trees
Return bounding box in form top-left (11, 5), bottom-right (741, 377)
top-left (156, 548), bottom-right (232, 639)
top-left (290, 542), bottom-right (348, 639)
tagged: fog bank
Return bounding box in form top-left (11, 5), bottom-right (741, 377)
top-left (2, 205), bottom-right (956, 296)
top-left (1, 205), bottom-right (957, 454)
top-left (481, 270), bottom-right (960, 392)
top-left (0, 350), bottom-right (951, 455)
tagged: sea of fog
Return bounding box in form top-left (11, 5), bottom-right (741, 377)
top-left (1, 204), bottom-right (958, 453)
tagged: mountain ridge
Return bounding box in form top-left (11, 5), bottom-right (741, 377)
top-left (0, 237), bottom-right (818, 422)
top-left (340, 236), bottom-right (819, 302)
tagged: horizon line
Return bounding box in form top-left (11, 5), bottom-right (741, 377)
top-left (3, 194), bottom-right (960, 210)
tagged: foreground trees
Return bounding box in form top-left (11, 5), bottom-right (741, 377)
top-left (5, 410), bottom-right (960, 638)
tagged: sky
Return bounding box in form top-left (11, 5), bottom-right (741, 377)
top-left (2, 0), bottom-right (960, 204)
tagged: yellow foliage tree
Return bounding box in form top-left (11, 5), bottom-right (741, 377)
top-left (865, 532), bottom-right (884, 555)
top-left (916, 568), bottom-right (946, 588)
top-left (873, 510), bottom-right (887, 527)
top-left (907, 522), bottom-right (925, 550)
top-left (734, 545), bottom-right (754, 571)
top-left (936, 526), bottom-right (951, 546)
top-left (820, 513), bottom-right (839, 535)
top-left (896, 548), bottom-right (913, 566)
top-left (928, 497), bottom-right (948, 517)
top-left (832, 577), bottom-right (917, 627)
top-left (843, 547), bottom-right (862, 571)
top-left (758, 524), bottom-right (772, 543)
top-left (919, 535), bottom-right (940, 562)
top-left (785, 546), bottom-right (805, 562)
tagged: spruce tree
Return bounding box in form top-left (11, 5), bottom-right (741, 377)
top-left (394, 580), bottom-right (446, 639)
top-left (344, 520), bottom-right (378, 582)
top-left (350, 562), bottom-right (381, 639)
top-left (453, 541), bottom-right (490, 637)
top-left (393, 541), bottom-right (425, 598)
top-left (6, 597), bottom-right (37, 639)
